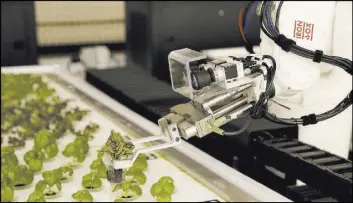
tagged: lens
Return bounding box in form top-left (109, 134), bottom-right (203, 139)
top-left (190, 70), bottom-right (212, 90)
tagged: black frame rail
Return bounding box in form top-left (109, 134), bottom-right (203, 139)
top-left (251, 134), bottom-right (352, 202)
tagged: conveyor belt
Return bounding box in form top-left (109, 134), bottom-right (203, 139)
top-left (251, 134), bottom-right (352, 202)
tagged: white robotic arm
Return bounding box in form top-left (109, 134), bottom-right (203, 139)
top-left (108, 1), bottom-right (352, 170)
top-left (259, 1), bottom-right (352, 158)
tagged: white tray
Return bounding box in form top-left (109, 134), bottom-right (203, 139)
top-left (1, 65), bottom-right (291, 202)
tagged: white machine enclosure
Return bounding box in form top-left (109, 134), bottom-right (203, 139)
top-left (261, 1), bottom-right (352, 159)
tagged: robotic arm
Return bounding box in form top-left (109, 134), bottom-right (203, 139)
top-left (109, 50), bottom-right (275, 169)
top-left (109, 1), bottom-right (352, 170)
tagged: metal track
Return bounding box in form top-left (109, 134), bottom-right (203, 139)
top-left (252, 134), bottom-right (352, 202)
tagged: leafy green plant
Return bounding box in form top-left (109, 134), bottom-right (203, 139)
top-left (34, 129), bottom-right (58, 159)
top-left (24, 149), bottom-right (45, 172)
top-left (125, 170), bottom-right (146, 186)
top-left (59, 166), bottom-right (74, 181)
top-left (1, 146), bottom-right (18, 166)
top-left (75, 123), bottom-right (100, 140)
top-left (36, 169), bottom-right (62, 196)
top-left (124, 153), bottom-right (148, 186)
top-left (113, 180), bottom-right (143, 199)
top-left (82, 172), bottom-right (102, 189)
top-left (72, 189), bottom-right (93, 202)
top-left (2, 73), bottom-right (90, 148)
top-left (7, 165), bottom-right (34, 187)
top-left (156, 191), bottom-right (172, 202)
top-left (27, 190), bottom-right (46, 202)
top-left (1, 180), bottom-right (14, 202)
top-left (90, 158), bottom-right (107, 179)
top-left (62, 136), bottom-right (89, 163)
top-left (100, 130), bottom-right (135, 160)
top-left (150, 176), bottom-right (175, 202)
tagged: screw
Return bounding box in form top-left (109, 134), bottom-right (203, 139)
top-left (218, 10), bottom-right (225, 17)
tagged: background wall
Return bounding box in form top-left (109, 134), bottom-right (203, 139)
top-left (35, 1), bottom-right (126, 46)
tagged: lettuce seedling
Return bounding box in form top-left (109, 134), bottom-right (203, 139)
top-left (34, 129), bottom-right (58, 159)
top-left (7, 165), bottom-right (34, 187)
top-left (66, 107), bottom-right (89, 123)
top-left (62, 136), bottom-right (89, 163)
top-left (36, 169), bottom-right (62, 196)
top-left (1, 146), bottom-right (18, 166)
top-left (24, 149), bottom-right (45, 172)
top-left (75, 123), bottom-right (100, 140)
top-left (113, 180), bottom-right (143, 200)
top-left (131, 157), bottom-right (147, 171)
top-left (150, 176), bottom-right (175, 202)
top-left (156, 191), bottom-right (172, 202)
top-left (1, 180), bottom-right (14, 202)
top-left (82, 172), bottom-right (102, 189)
top-left (27, 190), bottom-right (46, 202)
top-left (158, 176), bottom-right (174, 185)
top-left (59, 166), bottom-right (74, 181)
top-left (90, 158), bottom-right (107, 179)
top-left (100, 130), bottom-right (135, 160)
top-left (8, 136), bottom-right (25, 148)
top-left (72, 189), bottom-right (93, 202)
top-left (125, 169), bottom-right (146, 186)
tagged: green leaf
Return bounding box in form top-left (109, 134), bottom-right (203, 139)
top-left (136, 153), bottom-right (147, 161)
top-left (82, 172), bottom-right (102, 189)
top-left (132, 159), bottom-right (147, 171)
top-left (121, 181), bottom-right (131, 191)
top-left (43, 143), bottom-right (59, 159)
top-left (35, 180), bottom-right (47, 193)
top-left (59, 166), bottom-right (74, 180)
top-left (62, 143), bottom-right (76, 157)
top-left (150, 183), bottom-right (163, 197)
top-left (55, 182), bottom-right (62, 191)
top-left (27, 190), bottom-right (46, 202)
top-left (72, 189), bottom-right (93, 202)
top-left (114, 198), bottom-right (124, 202)
top-left (156, 191), bottom-right (171, 202)
top-left (90, 159), bottom-right (107, 179)
top-left (13, 165), bottom-right (34, 186)
top-left (130, 185), bottom-right (142, 196)
top-left (74, 153), bottom-right (86, 163)
top-left (27, 159), bottom-right (44, 172)
top-left (1, 183), bottom-right (14, 202)
top-left (24, 150), bottom-right (45, 163)
top-left (112, 184), bottom-right (121, 192)
top-left (1, 147), bottom-right (18, 166)
top-left (133, 171), bottom-right (146, 185)
top-left (42, 170), bottom-right (60, 186)
top-left (158, 176), bottom-right (174, 185)
top-left (163, 182), bottom-right (175, 195)
top-left (34, 129), bottom-right (51, 149)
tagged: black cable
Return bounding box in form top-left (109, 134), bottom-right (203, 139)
top-left (275, 1), bottom-right (283, 31)
top-left (222, 117), bottom-right (252, 136)
top-left (259, 1), bottom-right (276, 40)
top-left (254, 1), bottom-right (352, 126)
top-left (241, 1), bottom-right (257, 54)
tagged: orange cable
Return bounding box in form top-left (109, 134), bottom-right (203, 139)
top-left (238, 8), bottom-right (247, 43)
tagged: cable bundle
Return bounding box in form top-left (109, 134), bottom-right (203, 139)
top-left (248, 1), bottom-right (352, 125)
top-left (238, 1), bottom-right (261, 54)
